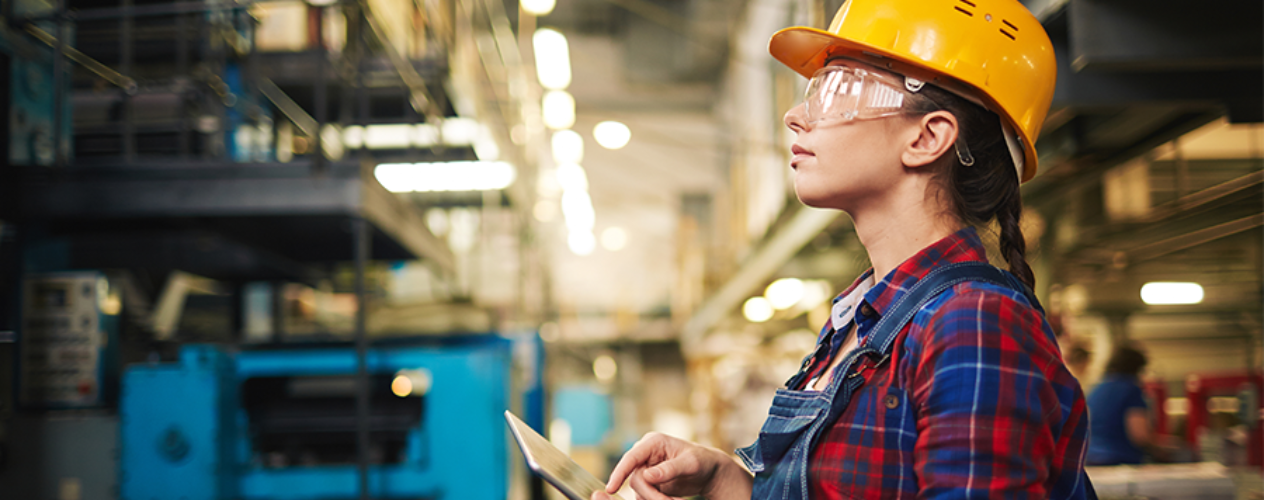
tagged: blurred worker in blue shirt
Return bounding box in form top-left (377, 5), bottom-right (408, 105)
top-left (1087, 345), bottom-right (1152, 465)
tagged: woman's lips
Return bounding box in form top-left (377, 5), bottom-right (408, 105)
top-left (790, 144), bottom-right (814, 168)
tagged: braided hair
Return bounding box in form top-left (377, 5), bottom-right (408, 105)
top-left (904, 85), bottom-right (1035, 289)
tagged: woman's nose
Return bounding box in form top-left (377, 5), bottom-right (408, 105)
top-left (784, 102), bottom-right (807, 133)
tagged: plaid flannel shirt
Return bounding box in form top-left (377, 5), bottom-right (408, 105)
top-left (798, 227), bottom-right (1090, 499)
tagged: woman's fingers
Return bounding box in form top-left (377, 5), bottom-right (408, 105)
top-left (641, 452), bottom-right (699, 486)
top-left (606, 433), bottom-right (669, 492)
top-left (628, 467), bottom-right (679, 500)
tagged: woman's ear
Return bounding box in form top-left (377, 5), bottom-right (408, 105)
top-left (901, 111), bottom-right (959, 168)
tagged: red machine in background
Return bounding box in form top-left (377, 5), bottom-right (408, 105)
top-left (1183, 371), bottom-right (1262, 467)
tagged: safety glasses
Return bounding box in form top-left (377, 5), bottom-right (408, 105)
top-left (803, 65), bottom-right (911, 125)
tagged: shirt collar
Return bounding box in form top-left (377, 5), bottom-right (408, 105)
top-left (830, 226), bottom-right (990, 318)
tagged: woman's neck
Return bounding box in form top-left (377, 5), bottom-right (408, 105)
top-left (851, 184), bottom-right (963, 281)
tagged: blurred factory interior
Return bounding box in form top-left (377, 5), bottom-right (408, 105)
top-left (0, 0), bottom-right (1259, 498)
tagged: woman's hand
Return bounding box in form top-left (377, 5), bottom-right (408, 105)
top-left (592, 432), bottom-right (752, 500)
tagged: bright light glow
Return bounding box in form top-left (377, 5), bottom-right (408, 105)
top-left (364, 123), bottom-right (412, 149)
top-left (1165, 397), bottom-right (1189, 416)
top-left (442, 118), bottom-right (481, 145)
top-left (413, 123), bottom-right (440, 146)
top-left (521, 0), bottom-right (555, 16)
top-left (342, 119), bottom-right (485, 150)
top-left (390, 370), bottom-right (432, 397)
top-left (593, 354), bottom-right (618, 382)
top-left (375, 161), bottom-right (517, 192)
top-left (593, 121), bottom-right (631, 149)
top-left (1140, 282), bottom-right (1204, 305)
top-left (743, 297), bottom-right (774, 322)
top-left (343, 125), bottom-right (364, 149)
top-left (391, 375), bottom-right (412, 397)
top-left (549, 418), bottom-right (572, 455)
top-left (568, 230), bottom-right (596, 256)
top-left (320, 124), bottom-right (344, 160)
top-left (534, 200), bottom-right (558, 222)
top-left (473, 135), bottom-right (500, 161)
top-left (601, 226), bottom-right (628, 251)
top-left (765, 278), bottom-right (805, 310)
top-left (552, 129), bottom-right (584, 164)
top-left (555, 163), bottom-right (588, 192)
top-left (533, 28), bottom-right (571, 90)
top-left (561, 190), bottom-right (595, 232)
top-left (542, 90), bottom-right (575, 130)
top-left (798, 280), bottom-right (832, 310)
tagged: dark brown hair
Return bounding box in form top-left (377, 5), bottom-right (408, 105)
top-left (1105, 346), bottom-right (1148, 378)
top-left (904, 85), bottom-right (1035, 289)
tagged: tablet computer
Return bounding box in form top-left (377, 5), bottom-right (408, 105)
top-left (505, 410), bottom-right (626, 500)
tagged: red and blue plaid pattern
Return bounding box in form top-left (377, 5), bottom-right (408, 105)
top-left (800, 228), bottom-right (1090, 499)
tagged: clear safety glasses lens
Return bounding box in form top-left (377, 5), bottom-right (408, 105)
top-left (804, 66), bottom-right (908, 125)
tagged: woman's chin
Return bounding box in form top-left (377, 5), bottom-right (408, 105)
top-left (793, 189), bottom-right (841, 210)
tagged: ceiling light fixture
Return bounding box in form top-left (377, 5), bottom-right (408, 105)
top-left (743, 297), bottom-right (774, 323)
top-left (552, 129), bottom-right (584, 164)
top-left (567, 230), bottom-right (596, 256)
top-left (521, 0), bottom-right (556, 17)
top-left (542, 90), bottom-right (576, 130)
top-left (593, 121), bottom-right (631, 149)
top-left (374, 161), bottom-right (516, 193)
top-left (533, 28), bottom-right (571, 90)
top-left (1140, 282), bottom-right (1204, 305)
top-left (765, 278), bottom-right (805, 310)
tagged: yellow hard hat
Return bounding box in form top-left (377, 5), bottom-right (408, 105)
top-left (769, 0), bottom-right (1056, 182)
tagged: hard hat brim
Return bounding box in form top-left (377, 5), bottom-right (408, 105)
top-left (769, 26), bottom-right (1039, 182)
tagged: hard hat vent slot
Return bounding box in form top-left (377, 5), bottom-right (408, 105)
top-left (954, 6), bottom-right (974, 16)
top-left (958, 0), bottom-right (977, 6)
top-left (999, 29), bottom-right (1016, 40)
top-left (1001, 19), bottom-right (1019, 31)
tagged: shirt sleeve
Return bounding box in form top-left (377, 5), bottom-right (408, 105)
top-left (1125, 383), bottom-right (1148, 410)
top-left (910, 289), bottom-right (1065, 500)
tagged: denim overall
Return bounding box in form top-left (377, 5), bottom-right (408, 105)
top-left (736, 262), bottom-right (1046, 500)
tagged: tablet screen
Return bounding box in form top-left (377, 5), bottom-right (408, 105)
top-left (505, 410), bottom-right (626, 500)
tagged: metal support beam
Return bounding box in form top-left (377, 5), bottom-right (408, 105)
top-left (121, 0), bottom-right (135, 163)
top-left (681, 207), bottom-right (840, 350)
top-left (1068, 0), bottom-right (1262, 72)
top-left (1126, 213), bottom-right (1264, 265)
top-left (353, 216), bottom-right (371, 500)
top-left (361, 0), bottom-right (436, 117)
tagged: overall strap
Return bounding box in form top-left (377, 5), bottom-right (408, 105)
top-left (862, 262), bottom-right (1037, 357)
top-left (823, 262), bottom-right (1034, 420)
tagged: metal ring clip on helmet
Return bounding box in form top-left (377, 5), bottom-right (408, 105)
top-left (769, 0), bottom-right (1057, 183)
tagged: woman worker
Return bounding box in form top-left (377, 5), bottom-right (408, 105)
top-left (595, 0), bottom-right (1094, 498)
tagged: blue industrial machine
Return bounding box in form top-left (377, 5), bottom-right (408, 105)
top-left (120, 334), bottom-right (544, 500)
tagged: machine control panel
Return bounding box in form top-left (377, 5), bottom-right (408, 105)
top-left (19, 272), bottom-right (117, 408)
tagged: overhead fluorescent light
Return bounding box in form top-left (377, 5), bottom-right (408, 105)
top-left (521, 0), bottom-right (555, 16)
top-left (374, 161), bottom-right (516, 193)
top-left (552, 129), bottom-right (584, 164)
top-left (764, 278), bottom-right (805, 310)
top-left (342, 118), bottom-right (484, 150)
top-left (743, 297), bottom-right (773, 323)
top-left (542, 90), bottom-right (575, 130)
top-left (533, 28), bottom-right (571, 90)
top-left (561, 189), bottom-right (594, 232)
top-left (1140, 282), bottom-right (1204, 305)
top-left (567, 230), bottom-right (595, 256)
top-left (593, 121), bottom-right (631, 149)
